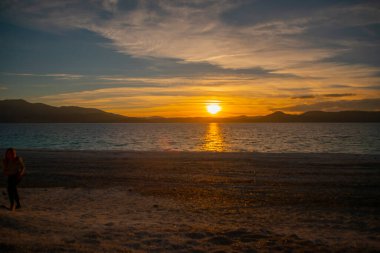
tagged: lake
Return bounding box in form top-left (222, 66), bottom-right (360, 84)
top-left (0, 123), bottom-right (379, 154)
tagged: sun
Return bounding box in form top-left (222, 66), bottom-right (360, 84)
top-left (206, 104), bottom-right (221, 115)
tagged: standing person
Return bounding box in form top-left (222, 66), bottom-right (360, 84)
top-left (2, 148), bottom-right (25, 211)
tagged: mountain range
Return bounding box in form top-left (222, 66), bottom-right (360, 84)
top-left (1, 99), bottom-right (379, 123)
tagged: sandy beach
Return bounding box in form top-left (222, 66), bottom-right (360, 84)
top-left (0, 150), bottom-right (379, 252)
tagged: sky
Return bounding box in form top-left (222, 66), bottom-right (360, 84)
top-left (0, 0), bottom-right (379, 117)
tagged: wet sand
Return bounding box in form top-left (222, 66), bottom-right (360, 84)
top-left (0, 150), bottom-right (379, 252)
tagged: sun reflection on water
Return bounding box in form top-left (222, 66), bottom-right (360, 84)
top-left (202, 123), bottom-right (225, 151)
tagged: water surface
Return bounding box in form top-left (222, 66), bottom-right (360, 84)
top-left (0, 123), bottom-right (379, 154)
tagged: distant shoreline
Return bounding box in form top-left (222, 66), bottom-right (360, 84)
top-left (11, 148), bottom-right (380, 158)
top-left (1, 149), bottom-right (379, 156)
top-left (1, 99), bottom-right (380, 123)
top-left (1, 121), bottom-right (380, 123)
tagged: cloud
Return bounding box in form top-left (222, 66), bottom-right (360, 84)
top-left (327, 84), bottom-right (353, 89)
top-left (327, 84), bottom-right (380, 91)
top-left (38, 86), bottom-right (212, 102)
top-left (3, 0), bottom-right (379, 75)
top-left (83, 3), bottom-right (337, 71)
top-left (292, 93), bottom-right (355, 99)
top-left (273, 62), bottom-right (380, 80)
top-left (2, 72), bottom-right (84, 80)
top-left (292, 95), bottom-right (315, 99)
top-left (361, 85), bottom-right (380, 90)
top-left (323, 93), bottom-right (355, 98)
top-left (274, 98), bottom-right (380, 112)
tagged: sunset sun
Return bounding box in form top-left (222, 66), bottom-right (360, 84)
top-left (206, 104), bottom-right (221, 115)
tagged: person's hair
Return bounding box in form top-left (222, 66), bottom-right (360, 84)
top-left (4, 148), bottom-right (16, 166)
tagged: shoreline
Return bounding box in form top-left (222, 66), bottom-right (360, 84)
top-left (1, 121), bottom-right (380, 124)
top-left (1, 149), bottom-right (379, 252)
top-left (12, 148), bottom-right (380, 156)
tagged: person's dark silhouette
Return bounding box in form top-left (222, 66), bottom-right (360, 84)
top-left (2, 148), bottom-right (25, 211)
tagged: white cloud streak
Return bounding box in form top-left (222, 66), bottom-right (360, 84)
top-left (2, 72), bottom-right (84, 80)
top-left (87, 2), bottom-right (334, 70)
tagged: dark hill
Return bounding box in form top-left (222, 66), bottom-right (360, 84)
top-left (297, 111), bottom-right (380, 122)
top-left (0, 99), bottom-right (138, 123)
